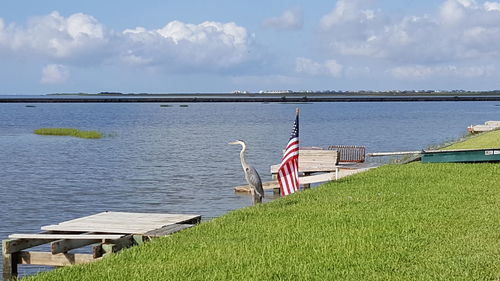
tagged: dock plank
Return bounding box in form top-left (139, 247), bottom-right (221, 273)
top-left (235, 172), bottom-right (338, 193)
top-left (144, 224), bottom-right (195, 238)
top-left (51, 238), bottom-right (101, 254)
top-left (41, 212), bottom-right (201, 234)
top-left (9, 234), bottom-right (123, 240)
top-left (17, 251), bottom-right (97, 266)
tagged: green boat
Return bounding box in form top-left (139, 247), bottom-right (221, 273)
top-left (421, 148), bottom-right (500, 163)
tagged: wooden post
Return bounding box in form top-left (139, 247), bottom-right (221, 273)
top-left (302, 172), bottom-right (311, 189)
top-left (2, 240), bottom-right (18, 281)
top-left (297, 108), bottom-right (304, 190)
top-left (94, 235), bottom-right (136, 257)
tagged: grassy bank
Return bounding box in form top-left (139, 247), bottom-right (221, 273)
top-left (34, 128), bottom-right (102, 139)
top-left (26, 132), bottom-right (500, 281)
top-left (443, 129), bottom-right (500, 150)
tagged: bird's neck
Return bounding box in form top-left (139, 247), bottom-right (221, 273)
top-left (240, 145), bottom-right (249, 170)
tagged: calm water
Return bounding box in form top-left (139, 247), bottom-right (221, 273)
top-left (1, 101), bottom-right (498, 278)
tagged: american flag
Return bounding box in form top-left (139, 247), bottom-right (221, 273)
top-left (278, 110), bottom-right (299, 196)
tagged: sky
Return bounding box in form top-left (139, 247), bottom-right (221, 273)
top-left (1, 0), bottom-right (500, 94)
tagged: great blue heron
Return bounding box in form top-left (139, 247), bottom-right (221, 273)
top-left (229, 140), bottom-right (264, 204)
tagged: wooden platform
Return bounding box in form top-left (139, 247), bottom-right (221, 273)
top-left (2, 212), bottom-right (201, 280)
top-left (234, 167), bottom-right (374, 193)
top-left (41, 212), bottom-right (199, 234)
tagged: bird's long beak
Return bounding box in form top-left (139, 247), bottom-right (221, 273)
top-left (228, 141), bottom-right (239, 145)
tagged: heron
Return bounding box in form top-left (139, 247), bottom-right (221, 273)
top-left (229, 140), bottom-right (264, 204)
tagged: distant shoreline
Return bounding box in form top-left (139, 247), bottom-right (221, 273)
top-left (1, 95), bottom-right (500, 103)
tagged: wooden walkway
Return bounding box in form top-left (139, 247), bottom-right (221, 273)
top-left (2, 211), bottom-right (201, 280)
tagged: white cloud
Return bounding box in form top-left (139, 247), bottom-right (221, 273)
top-left (484, 1), bottom-right (500, 10)
top-left (320, 0), bottom-right (375, 29)
top-left (295, 57), bottom-right (343, 77)
top-left (120, 20), bottom-right (251, 71)
top-left (0, 12), bottom-right (254, 73)
top-left (0, 12), bottom-right (108, 60)
top-left (389, 65), bottom-right (495, 79)
top-left (40, 64), bottom-right (69, 84)
top-left (440, 0), bottom-right (470, 24)
top-left (320, 0), bottom-right (500, 65)
top-left (324, 60), bottom-right (344, 77)
top-left (262, 8), bottom-right (303, 30)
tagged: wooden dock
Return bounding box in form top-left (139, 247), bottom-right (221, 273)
top-left (234, 167), bottom-right (373, 193)
top-left (234, 148), bottom-right (376, 193)
top-left (2, 211), bottom-right (201, 280)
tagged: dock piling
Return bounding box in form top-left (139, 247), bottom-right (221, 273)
top-left (3, 240), bottom-right (18, 281)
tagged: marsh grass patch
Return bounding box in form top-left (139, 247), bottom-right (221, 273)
top-left (34, 128), bottom-right (102, 139)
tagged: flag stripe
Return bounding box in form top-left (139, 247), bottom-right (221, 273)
top-left (278, 113), bottom-right (299, 197)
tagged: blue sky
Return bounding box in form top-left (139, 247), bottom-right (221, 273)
top-left (1, 0), bottom-right (500, 94)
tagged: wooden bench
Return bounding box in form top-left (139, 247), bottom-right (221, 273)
top-left (234, 149), bottom-right (340, 194)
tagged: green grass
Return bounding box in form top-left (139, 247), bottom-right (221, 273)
top-left (25, 164), bottom-right (500, 281)
top-left (442, 130), bottom-right (500, 150)
top-left (34, 128), bottom-right (102, 139)
top-left (25, 131), bottom-right (500, 281)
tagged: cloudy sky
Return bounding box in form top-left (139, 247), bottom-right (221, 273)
top-left (2, 0), bottom-right (500, 94)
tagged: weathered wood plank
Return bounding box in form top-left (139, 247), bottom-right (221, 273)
top-left (45, 212), bottom-right (198, 223)
top-left (93, 224), bottom-right (197, 258)
top-left (2, 231), bottom-right (84, 254)
top-left (51, 238), bottom-right (101, 254)
top-left (41, 212), bottom-right (201, 234)
top-left (9, 234), bottom-right (123, 240)
top-left (3, 238), bottom-right (54, 254)
top-left (235, 172), bottom-right (338, 193)
top-left (3, 240), bottom-right (18, 281)
top-left (42, 212), bottom-right (198, 228)
top-left (234, 180), bottom-right (280, 192)
top-left (44, 221), bottom-right (189, 228)
top-left (93, 235), bottom-right (136, 258)
top-left (270, 149), bottom-right (339, 174)
top-left (16, 251), bottom-right (97, 266)
top-left (42, 225), bottom-right (170, 234)
top-left (270, 163), bottom-right (338, 174)
top-left (144, 224), bottom-right (194, 238)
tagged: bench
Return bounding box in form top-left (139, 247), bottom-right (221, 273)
top-left (270, 149), bottom-right (340, 176)
top-left (327, 145), bottom-right (366, 163)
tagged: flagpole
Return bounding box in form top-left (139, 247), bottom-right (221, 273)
top-left (295, 108), bottom-right (307, 189)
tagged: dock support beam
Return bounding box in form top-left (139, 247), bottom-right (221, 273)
top-left (2, 240), bottom-right (18, 281)
top-left (303, 172), bottom-right (311, 189)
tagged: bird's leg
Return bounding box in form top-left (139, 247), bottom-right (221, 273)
top-left (250, 188), bottom-right (255, 205)
top-left (250, 188), bottom-right (262, 204)
top-left (252, 194), bottom-right (262, 205)
top-left (254, 194), bottom-right (262, 204)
